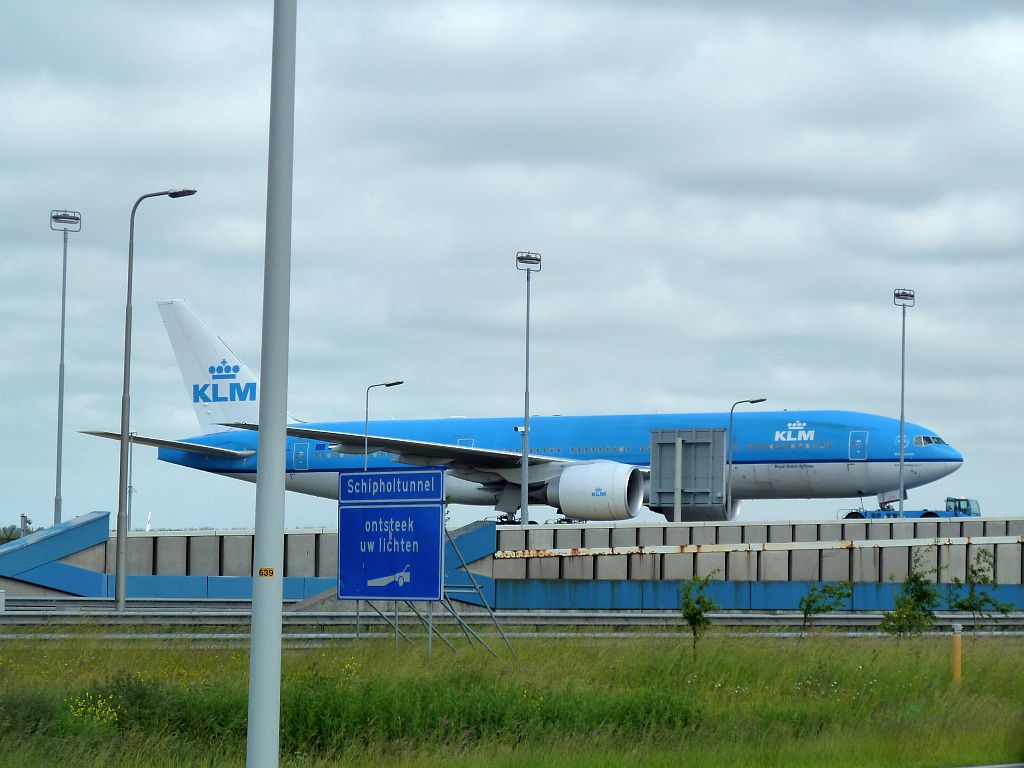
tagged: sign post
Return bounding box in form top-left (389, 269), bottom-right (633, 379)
top-left (339, 469), bottom-right (445, 646)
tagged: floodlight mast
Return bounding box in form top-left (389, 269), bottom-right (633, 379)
top-left (49, 210), bottom-right (81, 526)
top-left (515, 251), bottom-right (542, 526)
top-left (893, 288), bottom-right (915, 517)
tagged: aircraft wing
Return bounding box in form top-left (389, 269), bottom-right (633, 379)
top-left (223, 422), bottom-right (565, 470)
top-left (82, 431), bottom-right (255, 460)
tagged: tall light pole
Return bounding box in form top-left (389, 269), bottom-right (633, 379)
top-left (115, 189), bottom-right (196, 611)
top-left (894, 288), bottom-right (915, 517)
top-left (726, 397), bottom-right (766, 518)
top-left (516, 251), bottom-right (541, 526)
top-left (364, 380), bottom-right (403, 470)
top-left (49, 209), bottom-right (81, 526)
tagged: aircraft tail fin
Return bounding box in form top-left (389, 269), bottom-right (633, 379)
top-left (157, 299), bottom-right (260, 435)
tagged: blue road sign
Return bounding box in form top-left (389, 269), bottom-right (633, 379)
top-left (338, 469), bottom-right (445, 602)
top-left (340, 468), bottom-right (444, 505)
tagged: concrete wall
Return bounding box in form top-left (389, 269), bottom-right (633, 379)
top-left (90, 520), bottom-right (1023, 587)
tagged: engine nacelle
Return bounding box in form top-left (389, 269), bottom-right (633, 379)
top-left (545, 461), bottom-right (644, 522)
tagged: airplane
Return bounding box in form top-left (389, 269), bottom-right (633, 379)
top-left (85, 299), bottom-right (964, 523)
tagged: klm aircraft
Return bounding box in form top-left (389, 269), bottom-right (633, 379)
top-left (85, 300), bottom-right (963, 522)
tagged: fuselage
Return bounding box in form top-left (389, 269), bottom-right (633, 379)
top-left (157, 409), bottom-right (963, 508)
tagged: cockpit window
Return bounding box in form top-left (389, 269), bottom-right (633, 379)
top-left (913, 435), bottom-right (947, 446)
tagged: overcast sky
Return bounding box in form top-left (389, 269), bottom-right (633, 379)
top-left (2, 1), bottom-right (1022, 531)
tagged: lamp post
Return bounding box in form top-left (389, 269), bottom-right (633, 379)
top-left (364, 380), bottom-right (403, 470)
top-left (894, 288), bottom-right (915, 517)
top-left (115, 189), bottom-right (196, 611)
top-left (726, 397), bottom-right (766, 518)
top-left (515, 251), bottom-right (541, 526)
top-left (49, 209), bottom-right (81, 526)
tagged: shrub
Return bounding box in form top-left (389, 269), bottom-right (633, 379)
top-left (680, 570), bottom-right (720, 659)
top-left (882, 550), bottom-right (940, 636)
top-left (948, 548), bottom-right (1012, 631)
top-left (799, 582), bottom-right (852, 632)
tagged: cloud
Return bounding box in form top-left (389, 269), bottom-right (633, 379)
top-left (2, 1), bottom-right (1021, 529)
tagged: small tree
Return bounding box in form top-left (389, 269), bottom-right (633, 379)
top-left (948, 548), bottom-right (1012, 631)
top-left (799, 582), bottom-right (852, 632)
top-left (680, 570), bottom-right (720, 660)
top-left (881, 550), bottom-right (941, 636)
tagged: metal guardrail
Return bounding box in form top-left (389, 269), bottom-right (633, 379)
top-left (1, 603), bottom-right (1022, 630)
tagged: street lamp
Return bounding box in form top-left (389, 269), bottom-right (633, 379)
top-left (515, 251), bottom-right (541, 526)
top-left (115, 189), bottom-right (196, 611)
top-left (49, 209), bottom-right (81, 526)
top-left (364, 380), bottom-right (403, 470)
top-left (894, 288), bottom-right (915, 517)
top-left (726, 397), bottom-right (766, 518)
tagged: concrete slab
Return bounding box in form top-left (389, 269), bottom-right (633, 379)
top-left (555, 528), bottom-right (582, 549)
top-left (880, 546), bottom-right (910, 583)
top-left (695, 552), bottom-right (725, 579)
top-left (629, 553), bottom-right (659, 580)
top-left (583, 527), bottom-right (610, 548)
top-left (891, 523), bottom-right (914, 541)
top-left (560, 555), bottom-right (594, 580)
top-left (611, 527), bottom-right (636, 548)
top-left (962, 521), bottom-right (984, 538)
top-left (939, 521), bottom-right (961, 538)
top-left (221, 534), bottom-right (252, 577)
top-left (662, 553), bottom-right (693, 580)
top-left (818, 524), bottom-right (842, 542)
top-left (843, 522), bottom-right (867, 541)
top-left (742, 525), bottom-right (768, 544)
top-left (852, 547), bottom-right (880, 583)
top-left (939, 544), bottom-right (967, 584)
top-left (499, 528), bottom-right (526, 552)
top-left (995, 544), bottom-right (1022, 585)
top-left (127, 537), bottom-right (154, 575)
top-left (760, 550), bottom-right (788, 581)
top-left (793, 525), bottom-right (819, 543)
top-left (691, 527), bottom-right (715, 545)
top-left (867, 523), bottom-right (891, 541)
top-left (527, 556), bottom-right (559, 580)
top-left (914, 521), bottom-right (938, 539)
top-left (318, 533), bottom-right (338, 578)
top-left (637, 527), bottom-right (664, 547)
top-left (595, 555), bottom-right (628, 580)
top-left (717, 526), bottom-right (741, 544)
top-left (155, 536), bottom-right (186, 576)
top-left (188, 536), bottom-right (220, 577)
top-left (821, 548), bottom-right (850, 581)
top-left (727, 551), bottom-right (757, 581)
top-left (984, 521), bottom-right (1007, 537)
top-left (494, 557), bottom-right (526, 580)
top-left (768, 525), bottom-right (793, 543)
top-left (791, 549), bottom-right (819, 581)
top-left (664, 527), bottom-right (689, 546)
top-left (527, 528), bottom-right (555, 552)
top-left (285, 534), bottom-right (315, 578)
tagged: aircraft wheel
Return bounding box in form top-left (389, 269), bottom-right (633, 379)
top-left (844, 512), bottom-right (865, 520)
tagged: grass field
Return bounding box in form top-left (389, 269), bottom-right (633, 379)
top-left (0, 631), bottom-right (1021, 767)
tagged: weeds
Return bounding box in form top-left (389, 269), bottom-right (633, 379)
top-left (0, 635), bottom-right (1021, 766)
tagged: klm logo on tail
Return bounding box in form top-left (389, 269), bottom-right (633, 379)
top-left (193, 359), bottom-right (257, 404)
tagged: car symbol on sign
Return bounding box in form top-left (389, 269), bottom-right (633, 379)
top-left (366, 565), bottom-right (411, 588)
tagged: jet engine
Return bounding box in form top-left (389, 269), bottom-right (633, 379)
top-left (545, 461), bottom-right (644, 521)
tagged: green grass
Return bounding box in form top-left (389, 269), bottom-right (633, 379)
top-left (0, 633), bottom-right (1021, 766)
